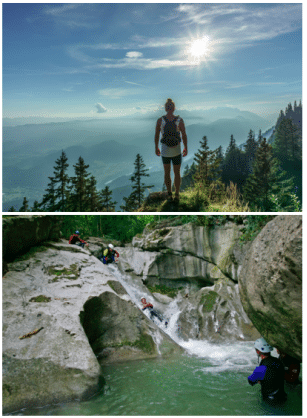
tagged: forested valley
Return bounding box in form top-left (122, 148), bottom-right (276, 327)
top-left (11, 101), bottom-right (302, 213)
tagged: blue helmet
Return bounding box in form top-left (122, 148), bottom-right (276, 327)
top-left (75, 230), bottom-right (80, 235)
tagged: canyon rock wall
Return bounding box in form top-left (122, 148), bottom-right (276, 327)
top-left (239, 215), bottom-right (302, 361)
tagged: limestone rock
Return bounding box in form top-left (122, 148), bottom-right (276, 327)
top-left (2, 215), bottom-right (62, 262)
top-left (239, 215), bottom-right (302, 361)
top-left (131, 222), bottom-right (249, 284)
top-left (2, 239), bottom-right (181, 413)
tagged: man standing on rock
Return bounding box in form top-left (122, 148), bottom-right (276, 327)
top-left (248, 337), bottom-right (287, 405)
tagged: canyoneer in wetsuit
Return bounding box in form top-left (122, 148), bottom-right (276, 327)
top-left (69, 231), bottom-right (89, 248)
top-left (141, 297), bottom-right (167, 325)
top-left (277, 348), bottom-right (301, 385)
top-left (248, 337), bottom-right (287, 405)
top-left (102, 244), bottom-right (119, 264)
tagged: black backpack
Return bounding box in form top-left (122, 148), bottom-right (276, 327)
top-left (161, 116), bottom-right (181, 147)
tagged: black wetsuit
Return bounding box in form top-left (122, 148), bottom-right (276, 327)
top-left (143, 306), bottom-right (163, 322)
top-left (249, 355), bottom-right (287, 404)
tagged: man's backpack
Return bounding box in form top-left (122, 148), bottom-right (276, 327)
top-left (161, 116), bottom-right (181, 147)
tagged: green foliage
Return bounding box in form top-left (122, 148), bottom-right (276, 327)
top-left (147, 284), bottom-right (181, 298)
top-left (239, 215), bottom-right (275, 242)
top-left (200, 291), bottom-right (219, 313)
top-left (19, 197), bottom-right (29, 212)
top-left (60, 215), bottom-right (156, 243)
top-left (121, 154), bottom-right (153, 211)
top-left (194, 215), bottom-right (228, 227)
top-left (29, 295), bottom-right (51, 303)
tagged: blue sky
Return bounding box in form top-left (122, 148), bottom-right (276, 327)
top-left (2, 3), bottom-right (302, 120)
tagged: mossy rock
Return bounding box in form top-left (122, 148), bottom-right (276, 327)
top-left (29, 295), bottom-right (51, 303)
top-left (147, 284), bottom-right (178, 298)
top-left (107, 280), bottom-right (128, 296)
top-left (47, 264), bottom-right (79, 282)
top-left (200, 291), bottom-right (219, 313)
top-left (102, 334), bottom-right (155, 355)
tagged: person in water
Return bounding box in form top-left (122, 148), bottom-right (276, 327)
top-left (141, 297), bottom-right (166, 324)
top-left (69, 231), bottom-right (89, 248)
top-left (248, 337), bottom-right (287, 405)
top-left (155, 98), bottom-right (188, 203)
top-left (277, 348), bottom-right (301, 384)
top-left (102, 244), bottom-right (119, 264)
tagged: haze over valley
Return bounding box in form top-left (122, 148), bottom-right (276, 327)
top-left (3, 107), bottom-right (273, 210)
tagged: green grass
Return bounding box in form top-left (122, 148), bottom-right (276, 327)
top-left (139, 185), bottom-right (249, 213)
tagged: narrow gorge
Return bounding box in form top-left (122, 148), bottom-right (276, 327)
top-left (2, 215), bottom-right (302, 415)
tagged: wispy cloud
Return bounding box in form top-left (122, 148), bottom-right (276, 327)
top-left (98, 88), bottom-right (144, 99)
top-left (42, 4), bottom-right (101, 29)
top-left (95, 103), bottom-right (107, 113)
top-left (176, 4), bottom-right (302, 48)
top-left (125, 81), bottom-right (146, 87)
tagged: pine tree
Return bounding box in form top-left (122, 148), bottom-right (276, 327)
top-left (243, 138), bottom-right (294, 210)
top-left (222, 135), bottom-right (247, 189)
top-left (39, 177), bottom-right (57, 211)
top-left (193, 136), bottom-right (222, 187)
top-left (69, 157), bottom-right (91, 212)
top-left (99, 186), bottom-right (117, 211)
top-left (87, 176), bottom-right (100, 211)
top-left (257, 129), bottom-right (264, 145)
top-left (226, 134), bottom-right (236, 154)
top-left (8, 206), bottom-right (16, 212)
top-left (273, 118), bottom-right (301, 161)
top-left (19, 197), bottom-right (29, 212)
top-left (244, 130), bottom-right (258, 174)
top-left (31, 200), bottom-right (41, 212)
top-left (122, 154), bottom-right (153, 210)
top-left (53, 150), bottom-right (70, 211)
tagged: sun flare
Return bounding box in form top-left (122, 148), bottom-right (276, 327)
top-left (189, 36), bottom-right (210, 58)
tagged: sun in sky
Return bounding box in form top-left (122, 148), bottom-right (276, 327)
top-left (189, 36), bottom-right (211, 59)
top-left (2, 3), bottom-right (302, 119)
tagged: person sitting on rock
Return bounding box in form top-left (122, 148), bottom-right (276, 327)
top-left (102, 244), bottom-right (119, 264)
top-left (69, 231), bottom-right (89, 249)
top-left (248, 337), bottom-right (287, 405)
top-left (141, 297), bottom-right (165, 324)
top-left (277, 348), bottom-right (301, 385)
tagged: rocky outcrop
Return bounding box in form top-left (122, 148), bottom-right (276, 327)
top-left (119, 221), bottom-right (258, 342)
top-left (239, 215), bottom-right (302, 361)
top-left (2, 240), bottom-right (179, 414)
top-left (131, 221), bottom-right (251, 284)
top-left (2, 215), bottom-right (62, 263)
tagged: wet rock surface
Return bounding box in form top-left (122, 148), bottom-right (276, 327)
top-left (239, 215), bottom-right (302, 361)
top-left (2, 240), bottom-right (178, 414)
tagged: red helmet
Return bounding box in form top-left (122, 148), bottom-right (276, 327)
top-left (141, 298), bottom-right (146, 303)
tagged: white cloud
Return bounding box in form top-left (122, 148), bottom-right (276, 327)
top-left (98, 88), bottom-right (143, 99)
top-left (126, 51), bottom-right (143, 59)
top-left (95, 103), bottom-right (107, 113)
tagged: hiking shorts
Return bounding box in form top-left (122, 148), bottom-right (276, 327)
top-left (162, 154), bottom-right (182, 166)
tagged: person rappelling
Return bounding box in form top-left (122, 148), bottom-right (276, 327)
top-left (247, 337), bottom-right (287, 405)
top-left (102, 244), bottom-right (119, 264)
top-left (141, 297), bottom-right (167, 326)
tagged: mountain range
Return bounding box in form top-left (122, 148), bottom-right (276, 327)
top-left (3, 107), bottom-right (274, 211)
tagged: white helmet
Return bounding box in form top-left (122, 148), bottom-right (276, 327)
top-left (108, 244), bottom-right (114, 249)
top-left (254, 337), bottom-right (273, 353)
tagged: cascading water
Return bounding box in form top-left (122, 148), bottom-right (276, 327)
top-left (12, 261), bottom-right (301, 416)
top-left (107, 263), bottom-right (257, 367)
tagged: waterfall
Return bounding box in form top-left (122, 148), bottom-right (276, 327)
top-left (107, 264), bottom-right (257, 370)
